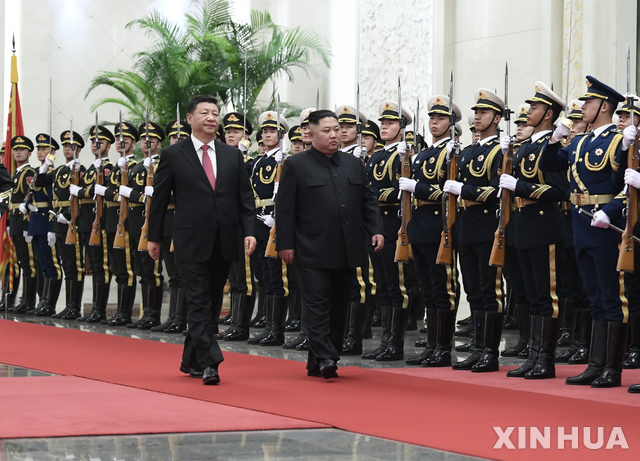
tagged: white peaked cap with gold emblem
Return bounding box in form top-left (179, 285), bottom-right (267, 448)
top-left (259, 111), bottom-right (289, 132)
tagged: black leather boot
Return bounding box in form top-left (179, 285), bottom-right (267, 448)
top-left (454, 321), bottom-right (473, 337)
top-left (81, 282), bottom-right (110, 323)
top-left (284, 287), bottom-right (301, 332)
top-left (33, 278), bottom-right (52, 316)
top-left (508, 315), bottom-right (542, 377)
top-left (260, 295), bottom-right (286, 346)
top-left (76, 277), bottom-right (98, 321)
top-left (138, 286), bottom-right (163, 330)
top-left (623, 313), bottom-right (640, 369)
top-left (502, 285), bottom-right (518, 330)
top-left (591, 321), bottom-right (629, 388)
top-left (423, 309), bottom-right (457, 367)
top-left (566, 320), bottom-right (607, 385)
top-left (165, 288), bottom-right (187, 333)
top-left (557, 298), bottom-right (573, 346)
top-left (105, 283), bottom-right (135, 326)
top-left (525, 316), bottom-right (560, 379)
top-left (472, 311), bottom-right (504, 372)
top-left (502, 304), bottom-right (530, 357)
top-left (1, 269), bottom-right (18, 312)
top-left (52, 279), bottom-right (72, 318)
top-left (248, 295), bottom-right (274, 344)
top-left (362, 305), bottom-right (392, 359)
top-left (21, 276), bottom-right (38, 315)
top-left (556, 302), bottom-right (580, 363)
top-left (362, 294), bottom-right (377, 339)
top-left (250, 286), bottom-right (266, 328)
top-left (61, 280), bottom-right (84, 320)
top-left (152, 285), bottom-right (179, 332)
top-left (457, 315), bottom-right (471, 326)
top-left (376, 307), bottom-right (410, 361)
top-left (224, 294), bottom-right (253, 341)
top-left (406, 308), bottom-right (437, 365)
top-left (341, 302), bottom-right (367, 355)
top-left (128, 284), bottom-right (150, 328)
top-left (46, 278), bottom-right (63, 317)
top-left (629, 383), bottom-right (640, 393)
top-left (283, 330), bottom-right (308, 349)
top-left (453, 310), bottom-right (485, 370)
top-left (221, 292), bottom-right (242, 337)
top-left (568, 306), bottom-right (592, 364)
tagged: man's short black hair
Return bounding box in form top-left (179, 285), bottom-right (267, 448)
top-left (187, 95), bottom-right (220, 114)
top-left (308, 110), bottom-right (338, 126)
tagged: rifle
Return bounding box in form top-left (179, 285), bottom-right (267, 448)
top-left (113, 111), bottom-right (128, 249)
top-left (356, 83), bottom-right (364, 165)
top-left (437, 70), bottom-right (459, 265)
top-left (138, 110), bottom-right (152, 252)
top-left (618, 45), bottom-right (638, 272)
top-left (265, 96), bottom-right (284, 258)
top-left (170, 104), bottom-right (180, 253)
top-left (65, 117), bottom-right (79, 245)
top-left (489, 63), bottom-right (513, 267)
top-left (394, 76), bottom-right (412, 263)
top-left (89, 113), bottom-right (104, 246)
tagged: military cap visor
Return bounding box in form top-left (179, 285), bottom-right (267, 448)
top-left (138, 121), bottom-right (166, 142)
top-left (11, 135), bottom-right (34, 151)
top-left (90, 125), bottom-right (116, 144)
top-left (427, 96), bottom-right (462, 123)
top-left (60, 130), bottom-right (85, 148)
top-left (471, 89), bottom-right (504, 115)
top-left (35, 133), bottom-right (60, 150)
top-left (335, 105), bottom-right (367, 125)
top-left (579, 75), bottom-right (625, 103)
top-left (114, 122), bottom-right (140, 142)
top-left (300, 108), bottom-right (315, 125)
top-left (378, 101), bottom-right (413, 125)
top-left (259, 111), bottom-right (289, 132)
top-left (223, 112), bottom-right (253, 135)
top-left (525, 81), bottom-right (564, 112)
top-left (165, 120), bottom-right (191, 138)
top-left (288, 125), bottom-right (302, 142)
top-left (362, 120), bottom-right (380, 140)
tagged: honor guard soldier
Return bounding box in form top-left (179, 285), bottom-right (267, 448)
top-left (540, 76), bottom-right (630, 387)
top-left (288, 125), bottom-right (304, 154)
top-left (73, 125), bottom-right (115, 322)
top-left (102, 121), bottom-right (139, 326)
top-left (468, 114), bottom-right (481, 144)
top-left (219, 112), bottom-right (257, 341)
top-left (35, 130), bottom-right (85, 319)
top-left (444, 89), bottom-right (505, 372)
top-left (499, 82), bottom-right (567, 379)
top-left (362, 100), bottom-right (413, 361)
top-left (300, 108), bottom-right (315, 150)
top-left (120, 121), bottom-right (165, 329)
top-left (24, 134), bottom-right (63, 316)
top-left (0, 143), bottom-right (16, 311)
top-left (555, 99), bottom-right (592, 365)
top-left (403, 95), bottom-right (461, 367)
top-left (151, 120), bottom-right (191, 333)
top-left (7, 136), bottom-right (37, 314)
top-left (248, 111), bottom-right (291, 346)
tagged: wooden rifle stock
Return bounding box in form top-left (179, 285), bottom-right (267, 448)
top-left (138, 160), bottom-right (154, 252)
top-left (113, 160), bottom-right (129, 249)
top-left (65, 166), bottom-right (79, 245)
top-left (436, 151), bottom-right (458, 265)
top-left (89, 162), bottom-right (104, 246)
top-left (488, 142), bottom-right (513, 267)
top-left (264, 160), bottom-right (284, 259)
top-left (618, 134), bottom-right (639, 272)
top-left (394, 153), bottom-right (412, 262)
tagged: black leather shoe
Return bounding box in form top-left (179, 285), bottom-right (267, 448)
top-left (151, 318), bottom-right (175, 332)
top-left (628, 383), bottom-right (640, 393)
top-left (137, 317), bottom-right (161, 330)
top-left (61, 308), bottom-right (81, 320)
top-left (179, 364), bottom-right (204, 378)
top-left (285, 319), bottom-right (301, 332)
top-left (318, 359), bottom-right (338, 379)
top-left (283, 334), bottom-right (306, 350)
top-left (203, 366), bottom-right (220, 385)
top-left (105, 314), bottom-right (131, 326)
top-left (165, 321), bottom-right (186, 334)
top-left (84, 310), bottom-right (107, 324)
top-left (294, 337), bottom-right (310, 351)
top-left (455, 323), bottom-right (473, 337)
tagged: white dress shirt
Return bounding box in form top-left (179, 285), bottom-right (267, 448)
top-left (191, 134), bottom-right (217, 177)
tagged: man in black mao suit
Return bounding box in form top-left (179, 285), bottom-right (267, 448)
top-left (276, 110), bottom-right (384, 378)
top-left (147, 95), bottom-right (256, 385)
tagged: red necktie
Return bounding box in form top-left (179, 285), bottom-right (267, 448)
top-left (202, 144), bottom-right (216, 190)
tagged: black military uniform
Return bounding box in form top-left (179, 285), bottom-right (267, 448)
top-left (362, 101), bottom-right (412, 362)
top-left (447, 89), bottom-right (505, 373)
top-left (404, 96), bottom-right (461, 367)
top-left (7, 136), bottom-right (37, 314)
top-left (75, 125), bottom-right (115, 322)
top-left (103, 122), bottom-right (139, 326)
top-left (28, 134), bottom-right (63, 316)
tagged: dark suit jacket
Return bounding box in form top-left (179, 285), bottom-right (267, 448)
top-left (275, 147), bottom-right (384, 269)
top-left (148, 137), bottom-right (255, 264)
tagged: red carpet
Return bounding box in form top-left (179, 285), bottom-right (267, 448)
top-left (1, 319), bottom-right (638, 461)
top-left (0, 376), bottom-right (325, 439)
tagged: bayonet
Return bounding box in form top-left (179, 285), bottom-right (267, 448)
top-left (118, 110), bottom-right (124, 152)
top-left (145, 108), bottom-right (150, 151)
top-left (276, 94), bottom-right (282, 142)
top-left (504, 63), bottom-right (511, 139)
top-left (176, 103), bottom-right (181, 138)
top-left (243, 49), bottom-right (247, 136)
top-left (94, 111), bottom-right (101, 162)
top-left (49, 78), bottom-right (53, 157)
top-left (415, 98), bottom-right (420, 150)
top-left (398, 76), bottom-right (405, 144)
top-left (356, 83), bottom-right (362, 152)
top-left (316, 88), bottom-right (319, 111)
top-left (449, 70), bottom-right (456, 145)
top-left (565, 0), bottom-right (574, 115)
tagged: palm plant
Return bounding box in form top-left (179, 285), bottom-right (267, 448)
top-left (86, 0), bottom-right (331, 132)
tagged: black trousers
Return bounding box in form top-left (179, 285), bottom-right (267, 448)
top-left (459, 241), bottom-right (504, 312)
top-left (13, 235), bottom-right (36, 279)
top-left (107, 232), bottom-right (136, 287)
top-left (298, 265), bottom-right (351, 372)
top-left (55, 230), bottom-right (84, 282)
top-left (412, 242), bottom-right (458, 311)
top-left (518, 243), bottom-right (562, 318)
top-left (81, 231), bottom-right (111, 285)
top-left (179, 233), bottom-right (230, 370)
top-left (369, 239), bottom-right (407, 309)
top-left (161, 233), bottom-right (180, 288)
top-left (228, 235), bottom-right (254, 296)
top-left (130, 232), bottom-right (163, 288)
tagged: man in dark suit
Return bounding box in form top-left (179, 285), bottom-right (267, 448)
top-left (147, 94), bottom-right (256, 385)
top-left (276, 110), bottom-right (384, 379)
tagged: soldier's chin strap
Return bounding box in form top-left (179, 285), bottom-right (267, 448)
top-left (585, 99), bottom-right (605, 125)
top-left (479, 112), bottom-right (499, 133)
top-left (531, 106), bottom-right (550, 128)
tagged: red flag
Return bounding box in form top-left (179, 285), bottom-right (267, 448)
top-left (0, 53), bottom-right (24, 283)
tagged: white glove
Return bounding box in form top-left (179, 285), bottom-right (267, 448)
top-left (499, 173), bottom-right (517, 191)
top-left (69, 184), bottom-right (81, 197)
top-left (93, 158), bottom-right (103, 169)
top-left (5, 226), bottom-right (9, 236)
top-left (551, 123), bottom-right (571, 143)
top-left (443, 180), bottom-right (463, 196)
top-left (18, 203), bottom-right (27, 215)
top-left (352, 146), bottom-right (367, 159)
top-left (117, 157), bottom-right (127, 170)
top-left (144, 186), bottom-right (154, 197)
top-left (500, 135), bottom-right (512, 154)
top-left (398, 177), bottom-right (417, 193)
top-left (445, 140), bottom-right (456, 159)
top-left (272, 182), bottom-right (279, 200)
top-left (119, 185), bottom-right (132, 198)
top-left (94, 184), bottom-right (107, 196)
top-left (23, 231), bottom-right (32, 244)
top-left (591, 210), bottom-right (610, 228)
top-left (238, 142), bottom-right (248, 154)
top-left (28, 203), bottom-right (37, 212)
top-left (57, 214), bottom-right (69, 225)
top-left (263, 215), bottom-right (275, 228)
top-left (47, 232), bottom-right (56, 247)
top-left (73, 160), bottom-right (81, 171)
top-left (43, 155), bottom-right (54, 168)
top-left (39, 164), bottom-right (50, 174)
top-left (622, 125), bottom-right (638, 150)
top-left (396, 142), bottom-right (407, 158)
top-left (274, 150), bottom-right (283, 163)
top-left (625, 168), bottom-right (640, 189)
top-left (143, 157), bottom-right (152, 171)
